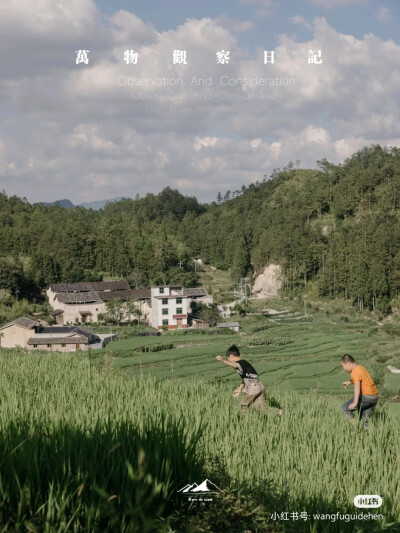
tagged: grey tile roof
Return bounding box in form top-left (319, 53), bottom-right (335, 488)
top-left (151, 285), bottom-right (183, 289)
top-left (28, 336), bottom-right (89, 345)
top-left (217, 322), bottom-right (240, 328)
top-left (50, 281), bottom-right (137, 305)
top-left (56, 291), bottom-right (102, 304)
top-left (50, 281), bottom-right (130, 292)
top-left (90, 281), bottom-right (130, 291)
top-left (130, 289), bottom-right (151, 299)
top-left (39, 326), bottom-right (94, 339)
top-left (0, 317), bottom-right (38, 330)
top-left (97, 289), bottom-right (138, 301)
top-left (50, 282), bottom-right (92, 292)
top-left (183, 288), bottom-right (208, 297)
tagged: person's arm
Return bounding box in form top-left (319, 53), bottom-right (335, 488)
top-left (233, 381), bottom-right (244, 398)
top-left (342, 380), bottom-right (351, 388)
top-left (348, 381), bottom-right (360, 410)
top-left (216, 355), bottom-right (237, 368)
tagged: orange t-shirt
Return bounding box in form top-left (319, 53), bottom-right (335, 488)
top-left (350, 365), bottom-right (378, 396)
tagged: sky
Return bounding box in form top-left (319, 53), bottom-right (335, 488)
top-left (0, 0), bottom-right (399, 204)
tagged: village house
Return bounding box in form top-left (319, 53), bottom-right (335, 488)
top-left (47, 281), bottom-right (151, 325)
top-left (0, 317), bottom-right (38, 348)
top-left (46, 281), bottom-right (212, 329)
top-left (150, 285), bottom-right (213, 330)
top-left (217, 321), bottom-right (241, 332)
top-left (151, 285), bottom-right (189, 330)
top-left (0, 318), bottom-right (114, 352)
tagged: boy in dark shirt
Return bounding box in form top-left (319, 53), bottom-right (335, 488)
top-left (216, 344), bottom-right (283, 415)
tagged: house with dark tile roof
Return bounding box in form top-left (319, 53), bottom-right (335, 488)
top-left (0, 319), bottom-right (111, 352)
top-left (47, 282), bottom-right (151, 325)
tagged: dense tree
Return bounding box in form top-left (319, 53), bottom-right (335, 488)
top-left (1, 146), bottom-right (400, 313)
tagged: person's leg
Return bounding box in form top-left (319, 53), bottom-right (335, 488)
top-left (253, 383), bottom-right (266, 413)
top-left (254, 384), bottom-right (284, 415)
top-left (342, 397), bottom-right (357, 419)
top-left (359, 395), bottom-right (379, 427)
top-left (240, 392), bottom-right (255, 412)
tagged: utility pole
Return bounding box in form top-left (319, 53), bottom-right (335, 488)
top-left (178, 261), bottom-right (183, 269)
top-left (238, 278), bottom-right (249, 303)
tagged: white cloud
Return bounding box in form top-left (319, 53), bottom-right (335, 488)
top-left (193, 137), bottom-right (219, 151)
top-left (110, 10), bottom-right (158, 45)
top-left (294, 126), bottom-right (331, 147)
top-left (215, 15), bottom-right (255, 33)
top-left (334, 136), bottom-right (400, 159)
top-left (0, 0), bottom-right (99, 33)
top-left (0, 5), bottom-right (399, 203)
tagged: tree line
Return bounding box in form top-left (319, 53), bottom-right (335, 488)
top-left (1, 145), bottom-right (400, 313)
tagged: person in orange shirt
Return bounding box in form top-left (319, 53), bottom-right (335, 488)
top-left (341, 354), bottom-right (379, 428)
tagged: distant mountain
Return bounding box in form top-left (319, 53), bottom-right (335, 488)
top-left (37, 197), bottom-right (127, 210)
top-left (78, 197), bottom-right (127, 210)
top-left (39, 199), bottom-right (75, 208)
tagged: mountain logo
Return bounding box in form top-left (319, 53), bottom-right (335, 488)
top-left (178, 479), bottom-right (223, 495)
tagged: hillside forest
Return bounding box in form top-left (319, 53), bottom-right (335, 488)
top-left (1, 144), bottom-right (400, 316)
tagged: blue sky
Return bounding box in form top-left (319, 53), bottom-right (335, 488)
top-left (0, 0), bottom-right (399, 203)
top-left (96, 0), bottom-right (399, 46)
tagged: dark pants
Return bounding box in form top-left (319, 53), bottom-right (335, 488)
top-left (342, 395), bottom-right (379, 422)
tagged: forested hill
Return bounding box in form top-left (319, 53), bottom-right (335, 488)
top-left (1, 144), bottom-right (400, 312)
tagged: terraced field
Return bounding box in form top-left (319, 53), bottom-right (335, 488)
top-left (105, 302), bottom-right (400, 404)
top-left (2, 300), bottom-right (399, 532)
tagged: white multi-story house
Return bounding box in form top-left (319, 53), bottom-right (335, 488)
top-left (151, 285), bottom-right (189, 330)
top-left (150, 285), bottom-right (214, 330)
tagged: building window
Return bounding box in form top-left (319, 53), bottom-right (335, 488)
top-left (162, 298), bottom-right (168, 305)
top-left (176, 298), bottom-right (182, 304)
top-left (159, 288), bottom-right (164, 294)
top-left (33, 344), bottom-right (37, 348)
top-left (176, 308), bottom-right (183, 314)
top-left (61, 344), bottom-right (66, 347)
top-left (47, 344), bottom-right (51, 348)
top-left (162, 308), bottom-right (168, 315)
top-left (162, 319), bottom-right (168, 326)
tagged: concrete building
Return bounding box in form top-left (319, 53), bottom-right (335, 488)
top-left (151, 285), bottom-right (189, 330)
top-left (149, 285), bottom-right (214, 330)
top-left (0, 318), bottom-right (112, 352)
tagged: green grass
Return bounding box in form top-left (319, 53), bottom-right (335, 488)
top-left (103, 303), bottom-right (400, 402)
top-left (1, 300), bottom-right (400, 531)
top-left (198, 265), bottom-right (235, 304)
top-left (0, 352), bottom-right (398, 532)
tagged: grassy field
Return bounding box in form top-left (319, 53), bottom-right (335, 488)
top-left (105, 299), bottom-right (400, 401)
top-left (1, 299), bottom-right (400, 532)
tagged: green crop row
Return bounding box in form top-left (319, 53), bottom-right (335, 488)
top-left (0, 352), bottom-right (398, 532)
